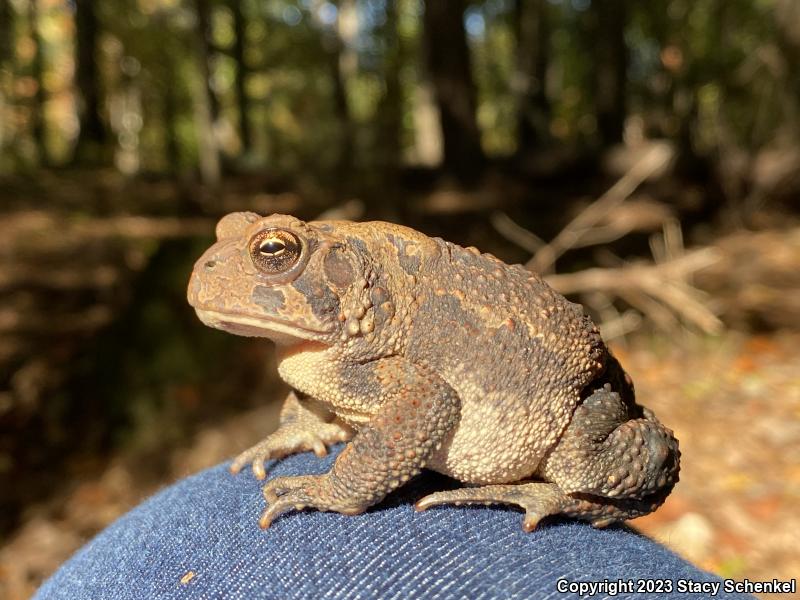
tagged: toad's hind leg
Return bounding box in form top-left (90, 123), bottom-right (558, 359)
top-left (539, 383), bottom-right (680, 525)
top-left (416, 384), bottom-right (680, 531)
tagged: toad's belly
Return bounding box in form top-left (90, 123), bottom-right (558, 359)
top-left (425, 394), bottom-right (549, 485)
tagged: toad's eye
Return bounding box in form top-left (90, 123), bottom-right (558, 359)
top-left (249, 229), bottom-right (303, 274)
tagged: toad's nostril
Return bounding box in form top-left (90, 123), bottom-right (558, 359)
top-left (204, 260), bottom-right (217, 270)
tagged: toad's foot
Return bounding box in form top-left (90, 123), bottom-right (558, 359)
top-left (230, 391), bottom-right (352, 480)
top-left (230, 422), bottom-right (352, 480)
top-left (415, 482), bottom-right (576, 532)
top-left (258, 474), bottom-right (367, 529)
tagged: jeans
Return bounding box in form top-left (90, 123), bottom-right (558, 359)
top-left (35, 446), bottom-right (752, 599)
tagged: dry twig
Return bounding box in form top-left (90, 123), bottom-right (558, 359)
top-left (490, 211), bottom-right (545, 254)
top-left (495, 143), bottom-right (720, 334)
top-left (543, 243), bottom-right (723, 334)
top-left (528, 142), bottom-right (674, 274)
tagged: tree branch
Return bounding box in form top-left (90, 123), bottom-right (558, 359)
top-left (527, 142), bottom-right (674, 274)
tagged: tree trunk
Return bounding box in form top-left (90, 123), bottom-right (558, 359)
top-left (229, 0), bottom-right (251, 153)
top-left (193, 0), bottom-right (220, 188)
top-left (422, 0), bottom-right (484, 182)
top-left (325, 0), bottom-right (357, 195)
top-left (377, 0), bottom-right (402, 171)
top-left (0, 0), bottom-right (12, 66)
top-left (162, 71), bottom-right (181, 174)
top-left (409, 81), bottom-right (442, 167)
top-left (194, 0), bottom-right (220, 122)
top-left (774, 0), bottom-right (800, 131)
top-left (72, 0), bottom-right (108, 164)
top-left (372, 0), bottom-right (404, 217)
top-left (591, 0), bottom-right (628, 147)
top-left (29, 0), bottom-right (49, 165)
top-left (514, 0), bottom-right (550, 154)
top-left (0, 0), bottom-right (13, 166)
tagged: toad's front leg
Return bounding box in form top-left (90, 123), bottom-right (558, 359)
top-left (258, 360), bottom-right (460, 528)
top-left (230, 390), bottom-right (352, 480)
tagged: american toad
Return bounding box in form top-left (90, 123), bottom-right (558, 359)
top-left (187, 213), bottom-right (680, 530)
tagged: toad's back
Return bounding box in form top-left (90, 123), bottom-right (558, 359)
top-left (399, 236), bottom-right (608, 484)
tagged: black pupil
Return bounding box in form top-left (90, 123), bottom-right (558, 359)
top-left (260, 239), bottom-right (285, 255)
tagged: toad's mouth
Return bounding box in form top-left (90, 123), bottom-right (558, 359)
top-left (194, 308), bottom-right (334, 341)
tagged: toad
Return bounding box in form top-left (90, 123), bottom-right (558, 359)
top-left (187, 213), bottom-right (679, 530)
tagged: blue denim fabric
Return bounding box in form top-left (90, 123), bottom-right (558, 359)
top-left (36, 446), bottom-right (752, 600)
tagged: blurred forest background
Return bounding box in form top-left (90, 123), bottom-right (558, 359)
top-left (1, 0), bottom-right (799, 598)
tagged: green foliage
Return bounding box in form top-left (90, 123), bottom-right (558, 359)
top-left (0, 0), bottom-right (794, 181)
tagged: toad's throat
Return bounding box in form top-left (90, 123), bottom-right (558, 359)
top-left (194, 308), bottom-right (334, 339)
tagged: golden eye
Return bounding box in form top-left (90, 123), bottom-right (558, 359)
top-left (249, 229), bottom-right (303, 274)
